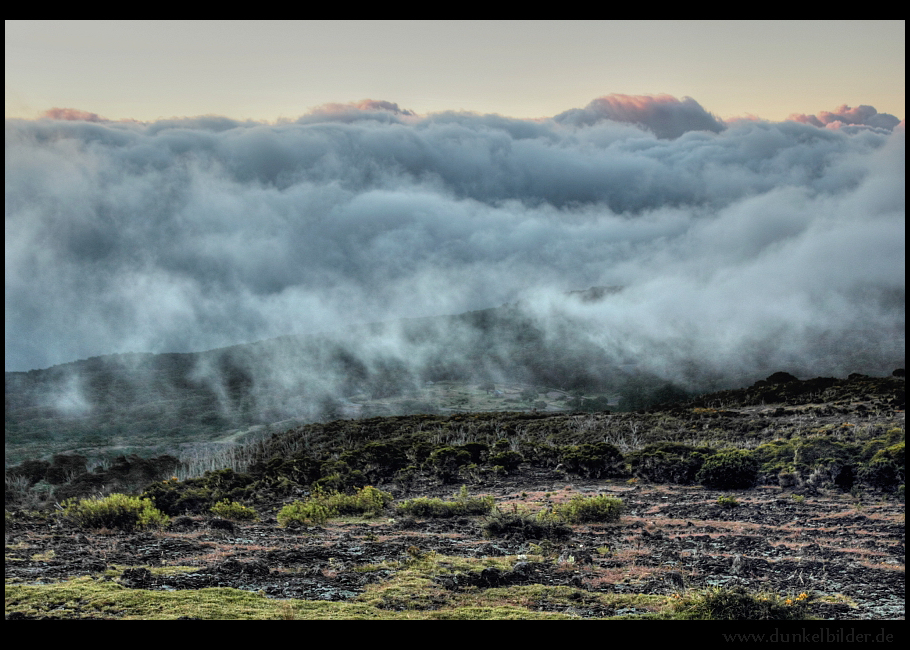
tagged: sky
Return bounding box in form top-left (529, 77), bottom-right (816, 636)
top-left (5, 21), bottom-right (905, 124)
top-left (4, 20), bottom-right (906, 389)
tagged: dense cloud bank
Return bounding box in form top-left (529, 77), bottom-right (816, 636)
top-left (5, 95), bottom-right (905, 403)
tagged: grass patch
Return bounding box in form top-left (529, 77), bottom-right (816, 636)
top-left (278, 485), bottom-right (393, 527)
top-left (209, 500), bottom-right (259, 521)
top-left (482, 508), bottom-right (572, 540)
top-left (554, 494), bottom-right (623, 524)
top-left (5, 577), bottom-right (388, 620)
top-left (6, 557), bottom-right (824, 620)
top-left (396, 485), bottom-right (495, 518)
top-left (60, 494), bottom-right (169, 532)
top-left (666, 586), bottom-right (813, 620)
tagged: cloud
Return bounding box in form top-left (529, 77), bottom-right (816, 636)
top-left (788, 104), bottom-right (901, 133)
top-left (553, 94), bottom-right (725, 139)
top-left (5, 96), bottom-right (904, 402)
top-left (42, 107), bottom-right (108, 122)
top-left (295, 99), bottom-right (417, 125)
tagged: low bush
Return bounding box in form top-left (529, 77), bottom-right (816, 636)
top-left (277, 499), bottom-right (332, 527)
top-left (696, 449), bottom-right (758, 490)
top-left (61, 493), bottom-right (169, 531)
top-left (806, 459), bottom-right (856, 491)
top-left (322, 485), bottom-right (394, 517)
top-left (482, 508), bottom-right (571, 541)
top-left (669, 586), bottom-right (812, 620)
top-left (209, 499), bottom-right (259, 521)
top-left (277, 485), bottom-right (393, 527)
top-left (142, 469), bottom-right (256, 516)
top-left (858, 459), bottom-right (904, 492)
top-left (488, 450), bottom-right (523, 473)
top-left (559, 443), bottom-right (623, 479)
top-left (460, 442), bottom-right (489, 463)
top-left (45, 454), bottom-right (89, 485)
top-left (426, 447), bottom-right (472, 483)
top-left (396, 486), bottom-right (495, 518)
top-left (627, 443), bottom-right (713, 484)
top-left (854, 438), bottom-right (905, 491)
top-left (555, 494), bottom-right (623, 524)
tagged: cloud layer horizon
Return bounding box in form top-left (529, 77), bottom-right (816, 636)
top-left (5, 94), bottom-right (905, 392)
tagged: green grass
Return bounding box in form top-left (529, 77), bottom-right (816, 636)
top-left (209, 499), bottom-right (259, 521)
top-left (278, 485), bottom-right (394, 527)
top-left (396, 485), bottom-right (495, 518)
top-left (554, 494), bottom-right (623, 523)
top-left (4, 573), bottom-right (589, 620)
top-left (5, 577), bottom-right (387, 620)
top-left (60, 493), bottom-right (169, 531)
top-left (6, 554), bottom-right (822, 620)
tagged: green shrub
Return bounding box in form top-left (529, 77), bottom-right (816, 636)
top-left (45, 454), bottom-right (88, 485)
top-left (515, 441), bottom-right (560, 467)
top-left (808, 459), bottom-right (857, 490)
top-left (61, 493), bottom-right (169, 531)
top-left (555, 494), bottom-right (623, 524)
top-left (209, 499), bottom-right (259, 521)
top-left (357, 441), bottom-right (410, 475)
top-left (716, 495), bottom-right (739, 508)
top-left (482, 508), bottom-right (571, 541)
top-left (141, 469), bottom-right (257, 516)
top-left (627, 443), bottom-right (713, 484)
top-left (488, 450), bottom-right (523, 473)
top-left (277, 485), bottom-right (393, 528)
top-left (696, 450), bottom-right (758, 490)
top-left (6, 459), bottom-right (50, 486)
top-left (559, 443), bottom-right (623, 479)
top-left (396, 485), bottom-right (495, 518)
top-left (322, 485), bottom-right (394, 517)
top-left (314, 460), bottom-right (368, 493)
top-left (792, 439), bottom-right (856, 469)
top-left (669, 586), bottom-right (812, 620)
top-left (460, 443), bottom-right (489, 463)
top-left (277, 499), bottom-right (332, 527)
top-left (426, 447), bottom-right (472, 483)
top-left (754, 437), bottom-right (861, 484)
top-left (867, 441), bottom-right (905, 466)
top-left (858, 459), bottom-right (904, 492)
top-left (860, 435), bottom-right (904, 463)
top-left (249, 454), bottom-right (321, 486)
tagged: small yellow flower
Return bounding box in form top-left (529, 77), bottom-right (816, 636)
top-left (785, 598), bottom-right (794, 605)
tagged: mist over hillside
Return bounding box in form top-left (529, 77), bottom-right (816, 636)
top-left (3, 291), bottom-right (672, 461)
top-left (5, 94), bottom-right (905, 434)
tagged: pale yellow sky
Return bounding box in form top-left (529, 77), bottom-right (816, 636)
top-left (5, 20), bottom-right (905, 123)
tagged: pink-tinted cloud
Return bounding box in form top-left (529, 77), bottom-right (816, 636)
top-left (554, 93), bottom-right (725, 139)
top-left (297, 99), bottom-right (415, 124)
top-left (352, 99), bottom-right (415, 116)
top-left (788, 104), bottom-right (900, 131)
top-left (42, 107), bottom-right (107, 122)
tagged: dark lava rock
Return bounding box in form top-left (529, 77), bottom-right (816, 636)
top-left (120, 567), bottom-right (154, 588)
top-left (169, 516), bottom-right (197, 531)
top-left (206, 518), bottom-right (236, 533)
top-left (214, 558), bottom-right (271, 577)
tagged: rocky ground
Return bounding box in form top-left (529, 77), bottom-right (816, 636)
top-left (6, 372), bottom-right (905, 619)
top-left (5, 471), bottom-right (904, 620)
